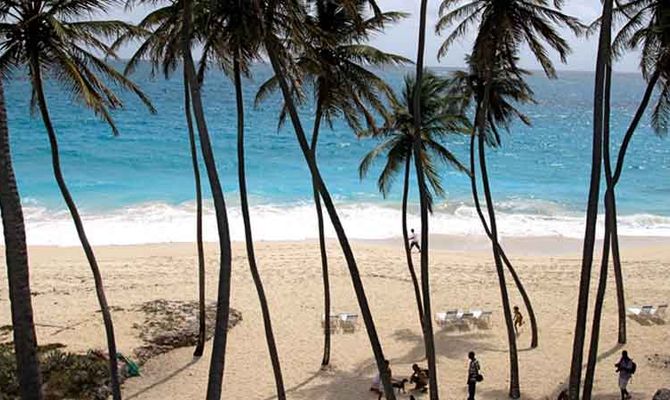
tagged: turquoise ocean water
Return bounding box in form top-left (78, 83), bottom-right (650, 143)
top-left (4, 64), bottom-right (670, 245)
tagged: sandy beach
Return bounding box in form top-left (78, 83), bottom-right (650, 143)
top-left (1, 237), bottom-right (668, 399)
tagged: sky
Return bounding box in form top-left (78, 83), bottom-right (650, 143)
top-left (111, 0), bottom-right (642, 73)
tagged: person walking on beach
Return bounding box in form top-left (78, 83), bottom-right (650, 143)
top-left (615, 350), bottom-right (636, 399)
top-left (408, 228), bottom-right (421, 252)
top-left (467, 351), bottom-right (481, 400)
top-left (513, 305), bottom-right (524, 336)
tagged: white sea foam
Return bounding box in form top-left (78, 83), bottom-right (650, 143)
top-left (13, 200), bottom-right (670, 246)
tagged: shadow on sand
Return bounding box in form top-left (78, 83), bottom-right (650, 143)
top-left (125, 357), bottom-right (201, 399)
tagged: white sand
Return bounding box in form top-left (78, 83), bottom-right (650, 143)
top-left (1, 238), bottom-right (669, 399)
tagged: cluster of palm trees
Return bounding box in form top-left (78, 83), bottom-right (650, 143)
top-left (0, 0), bottom-right (667, 399)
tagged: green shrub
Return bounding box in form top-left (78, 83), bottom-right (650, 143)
top-left (0, 344), bottom-right (112, 399)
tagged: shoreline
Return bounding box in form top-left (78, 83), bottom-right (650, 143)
top-left (14, 233), bottom-right (670, 257)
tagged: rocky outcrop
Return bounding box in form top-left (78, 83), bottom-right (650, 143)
top-left (133, 299), bottom-right (242, 363)
top-left (653, 389), bottom-right (670, 400)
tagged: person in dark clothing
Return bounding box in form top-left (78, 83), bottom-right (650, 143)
top-left (408, 229), bottom-right (421, 252)
top-left (615, 350), bottom-right (635, 400)
top-left (409, 363), bottom-right (429, 392)
top-left (467, 351), bottom-right (481, 400)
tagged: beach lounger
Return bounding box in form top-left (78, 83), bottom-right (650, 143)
top-left (472, 310), bottom-right (493, 330)
top-left (627, 305), bottom-right (652, 316)
top-left (435, 310), bottom-right (458, 328)
top-left (650, 304), bottom-right (668, 322)
top-left (322, 314), bottom-right (340, 333)
top-left (455, 312), bottom-right (474, 331)
top-left (627, 305), bottom-right (654, 324)
top-left (339, 313), bottom-right (358, 333)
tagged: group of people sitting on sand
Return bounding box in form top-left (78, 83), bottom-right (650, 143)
top-left (370, 361), bottom-right (429, 397)
top-left (370, 352), bottom-right (483, 399)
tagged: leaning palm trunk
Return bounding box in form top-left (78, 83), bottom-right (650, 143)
top-left (568, 0), bottom-right (613, 397)
top-left (0, 79), bottom-right (43, 400)
top-left (608, 70), bottom-right (660, 345)
top-left (181, 2), bottom-right (233, 399)
top-left (401, 155), bottom-right (424, 328)
top-left (234, 57), bottom-right (286, 399)
top-left (414, 1), bottom-right (439, 398)
top-left (583, 63), bottom-right (615, 400)
top-left (31, 64), bottom-right (121, 400)
top-left (183, 71), bottom-right (207, 358)
top-left (468, 133), bottom-right (538, 348)
top-left (310, 103), bottom-right (332, 367)
top-left (264, 41), bottom-right (396, 400)
top-left (476, 127), bottom-right (521, 398)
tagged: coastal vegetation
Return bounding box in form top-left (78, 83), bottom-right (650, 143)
top-left (0, 0), bottom-right (668, 399)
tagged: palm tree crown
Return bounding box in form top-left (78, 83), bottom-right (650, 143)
top-left (610, 0), bottom-right (670, 133)
top-left (360, 70), bottom-right (469, 209)
top-left (0, 0), bottom-right (155, 128)
top-left (256, 0), bottom-right (408, 133)
top-left (448, 57), bottom-right (535, 146)
top-left (436, 0), bottom-right (583, 77)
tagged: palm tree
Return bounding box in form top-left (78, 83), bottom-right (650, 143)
top-left (118, 0), bottom-right (210, 358)
top-left (262, 0), bottom-right (397, 398)
top-left (359, 71), bottom-right (469, 335)
top-left (199, 0), bottom-right (286, 396)
top-left (436, 1), bottom-right (582, 396)
top-left (0, 78), bottom-right (43, 400)
top-left (447, 60), bottom-right (540, 349)
top-left (255, 0), bottom-right (407, 367)
top-left (179, 0), bottom-right (236, 398)
top-left (412, 2), bottom-right (440, 397)
top-left (0, 2), bottom-right (156, 398)
top-left (582, 1), bottom-right (670, 396)
top-left (587, 0), bottom-right (670, 345)
top-left (568, 0), bottom-right (614, 397)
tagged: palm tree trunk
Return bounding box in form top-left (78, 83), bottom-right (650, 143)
top-left (310, 103), bottom-right (332, 367)
top-left (413, 1), bottom-right (439, 398)
top-left (609, 71), bottom-right (659, 345)
top-left (469, 130), bottom-right (538, 349)
top-left (401, 154), bottom-right (424, 328)
top-left (609, 195), bottom-right (625, 344)
top-left (264, 41), bottom-right (396, 400)
top-left (234, 57), bottom-right (286, 399)
top-left (583, 62), bottom-right (614, 400)
top-left (0, 79), bottom-right (43, 400)
top-left (30, 63), bottom-right (121, 400)
top-left (477, 131), bottom-right (521, 398)
top-left (184, 70), bottom-right (207, 358)
top-left (568, 0), bottom-right (613, 397)
top-left (181, 3), bottom-right (233, 399)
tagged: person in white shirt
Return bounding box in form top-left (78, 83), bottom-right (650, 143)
top-left (408, 229), bottom-right (421, 252)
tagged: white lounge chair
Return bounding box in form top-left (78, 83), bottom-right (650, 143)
top-left (339, 313), bottom-right (358, 333)
top-left (322, 313), bottom-right (339, 333)
top-left (455, 312), bottom-right (474, 331)
top-left (472, 310), bottom-right (493, 329)
top-left (435, 310), bottom-right (458, 328)
top-left (627, 305), bottom-right (654, 323)
top-left (650, 304), bottom-right (668, 322)
top-left (627, 305), bottom-right (652, 316)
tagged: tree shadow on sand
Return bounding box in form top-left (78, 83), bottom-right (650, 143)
top-left (549, 343), bottom-right (624, 399)
top-left (391, 328), bottom-right (499, 363)
top-left (125, 357), bottom-right (201, 399)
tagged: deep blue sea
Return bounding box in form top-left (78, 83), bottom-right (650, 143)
top-left (4, 64), bottom-right (670, 245)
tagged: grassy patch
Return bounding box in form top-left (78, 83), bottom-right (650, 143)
top-left (0, 343), bottom-right (114, 400)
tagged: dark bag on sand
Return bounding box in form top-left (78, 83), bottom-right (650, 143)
top-left (476, 374), bottom-right (484, 382)
top-left (630, 361), bottom-right (637, 374)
